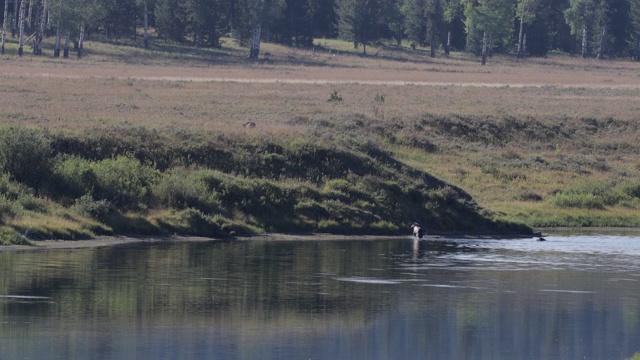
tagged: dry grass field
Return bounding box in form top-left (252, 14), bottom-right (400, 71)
top-left (2, 37), bottom-right (640, 231)
top-left (2, 39), bottom-right (640, 133)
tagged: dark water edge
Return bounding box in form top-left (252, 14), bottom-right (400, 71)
top-left (1, 233), bottom-right (640, 360)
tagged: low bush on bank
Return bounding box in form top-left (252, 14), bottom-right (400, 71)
top-left (548, 180), bottom-right (640, 210)
top-left (0, 124), bottom-right (528, 244)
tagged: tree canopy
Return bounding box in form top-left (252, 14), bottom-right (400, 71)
top-left (1, 0), bottom-right (640, 59)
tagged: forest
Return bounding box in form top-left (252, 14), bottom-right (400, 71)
top-left (1, 0), bottom-right (640, 61)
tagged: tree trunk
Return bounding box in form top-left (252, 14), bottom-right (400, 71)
top-left (517, 15), bottom-right (525, 58)
top-left (581, 26), bottom-right (588, 58)
top-left (77, 24), bottom-right (84, 58)
top-left (489, 35), bottom-right (493, 58)
top-left (481, 30), bottom-right (487, 65)
top-left (18, 0), bottom-right (26, 56)
top-left (53, 24), bottom-right (60, 57)
top-left (362, 21), bottom-right (367, 55)
top-left (363, 26), bottom-right (367, 55)
top-left (1, 0), bottom-right (9, 54)
top-left (430, 34), bottom-right (436, 58)
top-left (12, 0), bottom-right (18, 37)
top-left (143, 0), bottom-right (149, 49)
top-left (597, 25), bottom-right (607, 60)
top-left (443, 31), bottom-right (450, 56)
top-left (249, 0), bottom-right (264, 59)
top-left (33, 0), bottom-right (46, 55)
top-left (63, 30), bottom-right (70, 58)
top-left (26, 0), bottom-right (32, 30)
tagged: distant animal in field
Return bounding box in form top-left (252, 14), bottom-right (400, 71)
top-left (537, 237), bottom-right (546, 242)
top-left (243, 121), bottom-right (256, 128)
top-left (411, 222), bottom-right (424, 239)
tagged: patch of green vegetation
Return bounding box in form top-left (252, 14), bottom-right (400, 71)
top-left (627, 352), bottom-right (640, 360)
top-left (0, 124), bottom-right (529, 244)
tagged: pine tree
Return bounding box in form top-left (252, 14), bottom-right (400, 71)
top-left (155, 0), bottom-right (184, 41)
top-left (463, 0), bottom-right (513, 61)
top-left (516, 0), bottom-right (539, 58)
top-left (336, 0), bottom-right (380, 54)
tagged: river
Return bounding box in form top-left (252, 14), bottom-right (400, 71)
top-left (1, 234), bottom-right (640, 359)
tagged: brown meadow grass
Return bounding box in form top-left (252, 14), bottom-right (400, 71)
top-left (1, 37), bottom-right (640, 229)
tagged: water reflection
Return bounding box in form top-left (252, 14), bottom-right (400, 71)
top-left (1, 236), bottom-right (640, 359)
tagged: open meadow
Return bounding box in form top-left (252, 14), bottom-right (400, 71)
top-left (1, 37), bottom-right (640, 242)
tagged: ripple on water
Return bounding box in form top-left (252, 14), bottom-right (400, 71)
top-left (334, 277), bottom-right (403, 285)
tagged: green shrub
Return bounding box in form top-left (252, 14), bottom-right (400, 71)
top-left (153, 208), bottom-right (230, 237)
top-left (0, 173), bottom-right (33, 200)
top-left (294, 200), bottom-right (329, 219)
top-left (369, 220), bottom-right (399, 234)
top-left (548, 193), bottom-right (605, 209)
top-left (0, 194), bottom-right (19, 218)
top-left (90, 156), bottom-right (159, 210)
top-left (619, 181), bottom-right (640, 198)
top-left (15, 194), bottom-right (47, 212)
top-left (550, 181), bottom-right (621, 208)
top-left (0, 174), bottom-right (44, 216)
top-left (327, 90), bottom-right (343, 102)
top-left (152, 168), bottom-right (220, 212)
top-left (0, 125), bottom-right (52, 188)
top-left (518, 190), bottom-right (543, 202)
top-left (50, 155), bottom-right (96, 199)
top-left (627, 352), bottom-right (640, 360)
top-left (323, 179), bottom-right (351, 193)
top-left (71, 194), bottom-right (111, 220)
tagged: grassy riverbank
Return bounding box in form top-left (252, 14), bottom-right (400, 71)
top-left (1, 37), bottom-right (640, 244)
top-left (0, 125), bottom-right (530, 244)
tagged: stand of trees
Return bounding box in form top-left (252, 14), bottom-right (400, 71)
top-left (1, 0), bottom-right (639, 60)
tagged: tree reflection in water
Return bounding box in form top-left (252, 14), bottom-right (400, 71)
top-left (1, 236), bottom-right (640, 359)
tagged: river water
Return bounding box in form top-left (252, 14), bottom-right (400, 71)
top-left (1, 234), bottom-right (640, 360)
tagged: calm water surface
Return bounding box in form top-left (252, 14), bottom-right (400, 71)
top-left (2, 235), bottom-right (640, 359)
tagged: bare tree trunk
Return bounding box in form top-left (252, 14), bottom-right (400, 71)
top-left (517, 15), bottom-right (525, 58)
top-left (53, 24), bottom-right (60, 57)
top-left (581, 26), bottom-right (588, 58)
top-left (12, 0), bottom-right (18, 37)
top-left (33, 0), bottom-right (45, 55)
top-left (597, 25), bottom-right (607, 60)
top-left (26, 0), bottom-right (32, 30)
top-left (363, 25), bottom-right (367, 55)
top-left (1, 0), bottom-right (9, 54)
top-left (582, 2), bottom-right (589, 58)
top-left (481, 30), bottom-right (487, 65)
top-left (443, 31), bottom-right (450, 56)
top-left (249, 0), bottom-right (264, 59)
top-left (18, 0), bottom-right (26, 56)
top-left (63, 30), bottom-right (69, 58)
top-left (489, 35), bottom-right (493, 58)
top-left (143, 0), bottom-right (149, 49)
top-left (77, 24), bottom-right (84, 58)
top-left (430, 34), bottom-right (436, 57)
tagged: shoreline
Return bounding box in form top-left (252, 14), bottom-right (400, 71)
top-left (3, 227), bottom-right (639, 251)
